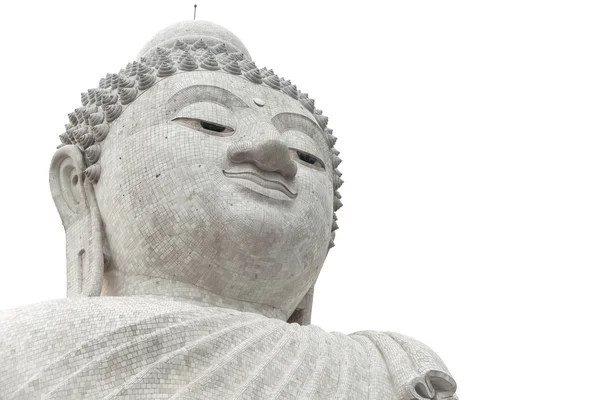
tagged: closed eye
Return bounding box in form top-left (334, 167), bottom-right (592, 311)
top-left (172, 117), bottom-right (235, 137)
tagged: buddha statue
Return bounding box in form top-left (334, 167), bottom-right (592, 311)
top-left (0, 21), bottom-right (458, 399)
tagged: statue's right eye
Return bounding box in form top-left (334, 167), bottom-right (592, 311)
top-left (172, 117), bottom-right (235, 136)
top-left (171, 102), bottom-right (236, 137)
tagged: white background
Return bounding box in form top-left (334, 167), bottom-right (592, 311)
top-left (1, 1), bottom-right (599, 398)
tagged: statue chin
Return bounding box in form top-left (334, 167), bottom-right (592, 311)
top-left (0, 20), bottom-right (458, 400)
top-left (99, 204), bottom-right (329, 318)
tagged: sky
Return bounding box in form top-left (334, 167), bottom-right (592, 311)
top-left (1, 1), bottom-right (599, 398)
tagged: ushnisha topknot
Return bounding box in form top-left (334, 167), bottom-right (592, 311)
top-left (58, 23), bottom-right (343, 249)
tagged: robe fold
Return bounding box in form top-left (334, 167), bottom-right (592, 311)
top-left (0, 297), bottom-right (457, 399)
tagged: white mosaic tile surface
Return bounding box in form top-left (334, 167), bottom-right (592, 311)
top-left (0, 297), bottom-right (457, 399)
top-left (1, 21), bottom-right (458, 399)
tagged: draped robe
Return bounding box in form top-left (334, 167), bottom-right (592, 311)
top-left (0, 297), bottom-right (457, 399)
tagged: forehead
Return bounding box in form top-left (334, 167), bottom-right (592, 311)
top-left (153, 71), bottom-right (319, 125)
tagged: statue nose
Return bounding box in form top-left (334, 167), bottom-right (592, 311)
top-left (227, 138), bottom-right (297, 179)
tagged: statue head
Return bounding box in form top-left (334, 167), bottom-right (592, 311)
top-left (49, 21), bottom-right (342, 322)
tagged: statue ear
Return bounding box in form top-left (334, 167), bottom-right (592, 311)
top-left (49, 145), bottom-right (104, 297)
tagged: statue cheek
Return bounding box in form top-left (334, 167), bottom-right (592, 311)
top-left (300, 172), bottom-right (334, 222)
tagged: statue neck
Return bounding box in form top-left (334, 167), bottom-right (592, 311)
top-left (101, 271), bottom-right (287, 321)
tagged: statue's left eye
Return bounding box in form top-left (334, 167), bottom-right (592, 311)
top-left (172, 117), bottom-right (235, 137)
top-left (297, 151), bottom-right (317, 164)
top-left (295, 149), bottom-right (325, 170)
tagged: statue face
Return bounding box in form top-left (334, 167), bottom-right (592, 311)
top-left (94, 71), bottom-right (334, 316)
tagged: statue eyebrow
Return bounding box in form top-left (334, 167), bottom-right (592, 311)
top-left (271, 112), bottom-right (322, 139)
top-left (166, 84), bottom-right (248, 116)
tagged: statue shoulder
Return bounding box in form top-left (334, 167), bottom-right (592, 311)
top-left (0, 298), bottom-right (457, 399)
top-left (0, 296), bottom-right (268, 398)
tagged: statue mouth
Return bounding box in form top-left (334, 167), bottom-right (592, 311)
top-left (223, 169), bottom-right (297, 200)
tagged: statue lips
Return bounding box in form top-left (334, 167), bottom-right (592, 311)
top-left (222, 168), bottom-right (297, 201)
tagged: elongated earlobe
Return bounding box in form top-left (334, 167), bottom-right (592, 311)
top-left (49, 145), bottom-right (104, 297)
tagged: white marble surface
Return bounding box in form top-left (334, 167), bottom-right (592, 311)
top-left (0, 20), bottom-right (457, 399)
top-left (0, 297), bottom-right (456, 399)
